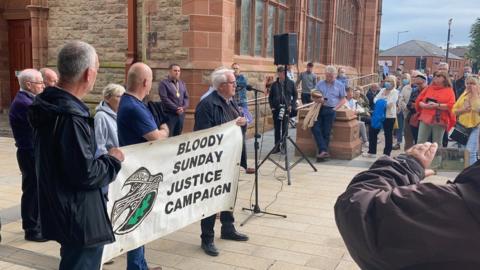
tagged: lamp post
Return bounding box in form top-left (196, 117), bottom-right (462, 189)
top-left (445, 18), bottom-right (453, 64)
top-left (396, 30), bottom-right (409, 46)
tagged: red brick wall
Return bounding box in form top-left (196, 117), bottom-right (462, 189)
top-left (0, 12), bottom-right (10, 110)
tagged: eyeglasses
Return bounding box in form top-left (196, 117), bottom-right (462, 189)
top-left (29, 81), bottom-right (45, 85)
top-left (224, 81), bottom-right (237, 85)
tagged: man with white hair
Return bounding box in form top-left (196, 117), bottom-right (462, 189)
top-left (194, 67), bottom-right (249, 257)
top-left (28, 41), bottom-right (124, 269)
top-left (40, 68), bottom-right (58, 87)
top-left (314, 65), bottom-right (347, 160)
top-left (9, 69), bottom-right (45, 242)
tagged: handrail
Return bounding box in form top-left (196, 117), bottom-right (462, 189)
top-left (247, 96), bottom-right (268, 105)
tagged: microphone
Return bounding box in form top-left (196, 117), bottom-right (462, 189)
top-left (246, 85), bottom-right (263, 93)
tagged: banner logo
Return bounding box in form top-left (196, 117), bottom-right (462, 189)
top-left (110, 167), bottom-right (162, 235)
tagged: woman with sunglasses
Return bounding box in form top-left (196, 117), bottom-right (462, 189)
top-left (453, 76), bottom-right (480, 165)
top-left (415, 71), bottom-right (456, 146)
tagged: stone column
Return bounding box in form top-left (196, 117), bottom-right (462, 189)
top-left (27, 2), bottom-right (49, 69)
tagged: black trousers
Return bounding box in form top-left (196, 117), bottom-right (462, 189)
top-left (272, 110), bottom-right (288, 145)
top-left (368, 118), bottom-right (395, 156)
top-left (59, 244), bottom-right (104, 270)
top-left (166, 112), bottom-right (185, 137)
top-left (201, 211), bottom-right (235, 243)
top-left (16, 149), bottom-right (40, 234)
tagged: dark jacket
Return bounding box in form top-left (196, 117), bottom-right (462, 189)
top-left (147, 101), bottom-right (170, 128)
top-left (268, 79), bottom-right (296, 112)
top-left (194, 90), bottom-right (240, 131)
top-left (335, 155), bottom-right (480, 270)
top-left (28, 87), bottom-right (121, 247)
top-left (9, 90), bottom-right (35, 150)
top-left (454, 76), bottom-right (466, 99)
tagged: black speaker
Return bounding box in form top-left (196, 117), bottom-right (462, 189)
top-left (274, 33), bottom-right (298, 65)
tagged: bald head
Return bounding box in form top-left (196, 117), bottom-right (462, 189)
top-left (40, 68), bottom-right (58, 87)
top-left (127, 62), bottom-right (153, 99)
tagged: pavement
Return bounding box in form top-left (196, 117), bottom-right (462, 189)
top-left (0, 113), bottom-right (459, 270)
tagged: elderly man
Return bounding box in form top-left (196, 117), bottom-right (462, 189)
top-left (9, 69), bottom-right (45, 242)
top-left (454, 66), bottom-right (472, 98)
top-left (336, 67), bottom-right (348, 87)
top-left (296, 62), bottom-right (317, 104)
top-left (268, 66), bottom-right (297, 153)
top-left (39, 68), bottom-right (58, 87)
top-left (194, 67), bottom-right (249, 257)
top-left (28, 41), bottom-right (124, 270)
top-left (314, 65), bottom-right (347, 159)
top-left (158, 64), bottom-right (189, 137)
top-left (117, 62), bottom-right (167, 270)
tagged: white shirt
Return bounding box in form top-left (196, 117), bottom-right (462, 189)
top-left (374, 88), bottom-right (399, 118)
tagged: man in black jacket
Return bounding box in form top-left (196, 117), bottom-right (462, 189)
top-left (194, 67), bottom-right (249, 257)
top-left (29, 41), bottom-right (124, 270)
top-left (268, 66), bottom-right (296, 153)
top-left (335, 142), bottom-right (480, 270)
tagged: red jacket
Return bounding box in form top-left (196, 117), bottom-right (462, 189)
top-left (414, 85), bottom-right (456, 131)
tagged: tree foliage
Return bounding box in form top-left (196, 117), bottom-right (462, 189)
top-left (467, 18), bottom-right (480, 63)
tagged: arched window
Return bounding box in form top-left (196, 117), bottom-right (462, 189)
top-left (304, 0), bottom-right (326, 63)
top-left (238, 0), bottom-right (287, 58)
top-left (335, 0), bottom-right (358, 66)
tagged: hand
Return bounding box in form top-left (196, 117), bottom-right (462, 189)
top-left (108, 147), bottom-right (125, 162)
top-left (265, 76), bottom-right (274, 86)
top-left (159, 123), bottom-right (169, 139)
top-left (176, 107), bottom-right (184, 115)
top-left (406, 142), bottom-right (438, 177)
top-left (235, 116), bottom-right (247, 126)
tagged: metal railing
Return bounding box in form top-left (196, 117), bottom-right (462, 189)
top-left (348, 73), bottom-right (380, 89)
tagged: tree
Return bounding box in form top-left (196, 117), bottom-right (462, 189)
top-left (467, 18), bottom-right (480, 71)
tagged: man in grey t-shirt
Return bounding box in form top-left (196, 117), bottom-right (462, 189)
top-left (296, 62), bottom-right (317, 104)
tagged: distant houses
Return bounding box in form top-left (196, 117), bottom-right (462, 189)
top-left (379, 40), bottom-right (469, 79)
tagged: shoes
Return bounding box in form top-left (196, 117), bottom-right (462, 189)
top-left (245, 168), bottom-right (256, 174)
top-left (221, 230), bottom-right (249, 241)
top-left (317, 151), bottom-right (330, 159)
top-left (362, 152), bottom-right (377, 158)
top-left (201, 241), bottom-right (219, 256)
top-left (392, 143), bottom-right (401, 150)
top-left (24, 232), bottom-right (48, 242)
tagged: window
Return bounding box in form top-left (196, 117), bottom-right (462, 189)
top-left (238, 0), bottom-right (288, 58)
top-left (305, 0), bottom-right (325, 63)
top-left (334, 0), bottom-right (358, 66)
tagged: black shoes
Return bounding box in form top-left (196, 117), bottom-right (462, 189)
top-left (201, 241), bottom-right (219, 257)
top-left (221, 231), bottom-right (249, 241)
top-left (24, 231), bottom-right (48, 242)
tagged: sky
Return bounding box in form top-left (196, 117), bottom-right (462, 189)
top-left (380, 0), bottom-right (479, 50)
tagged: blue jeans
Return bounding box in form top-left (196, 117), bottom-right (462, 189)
top-left (311, 107), bottom-right (336, 153)
top-left (127, 246), bottom-right (148, 270)
top-left (466, 126), bottom-right (479, 166)
top-left (396, 112), bottom-right (404, 143)
top-left (59, 245), bottom-right (104, 270)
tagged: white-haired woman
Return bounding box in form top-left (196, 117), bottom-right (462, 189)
top-left (453, 76), bottom-right (480, 165)
top-left (365, 75), bottom-right (399, 157)
top-left (94, 83), bottom-right (125, 157)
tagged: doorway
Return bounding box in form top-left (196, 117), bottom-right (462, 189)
top-left (8, 19), bottom-right (32, 101)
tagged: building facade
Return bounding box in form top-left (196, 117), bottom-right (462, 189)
top-left (379, 40), bottom-right (467, 79)
top-left (1, 0), bottom-right (382, 131)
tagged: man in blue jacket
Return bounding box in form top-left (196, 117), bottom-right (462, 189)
top-left (9, 69), bottom-right (45, 242)
top-left (28, 41), bottom-right (124, 270)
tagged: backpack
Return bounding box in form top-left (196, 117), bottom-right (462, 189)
top-left (371, 99), bottom-right (387, 129)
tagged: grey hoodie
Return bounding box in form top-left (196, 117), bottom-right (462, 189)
top-left (94, 100), bottom-right (119, 157)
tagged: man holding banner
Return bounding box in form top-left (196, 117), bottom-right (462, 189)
top-left (194, 67), bottom-right (249, 256)
top-left (117, 62), bottom-right (167, 270)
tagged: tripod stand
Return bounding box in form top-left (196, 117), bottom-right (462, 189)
top-left (258, 65), bottom-right (317, 185)
top-left (241, 85), bottom-right (287, 226)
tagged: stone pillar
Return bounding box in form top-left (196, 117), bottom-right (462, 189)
top-left (27, 2), bottom-right (48, 68)
top-left (329, 110), bottom-right (362, 159)
top-left (295, 108), bottom-right (361, 159)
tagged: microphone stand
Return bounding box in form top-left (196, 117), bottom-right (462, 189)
top-left (241, 85), bottom-right (287, 226)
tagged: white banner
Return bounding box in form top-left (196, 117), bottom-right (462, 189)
top-left (101, 121), bottom-right (243, 262)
